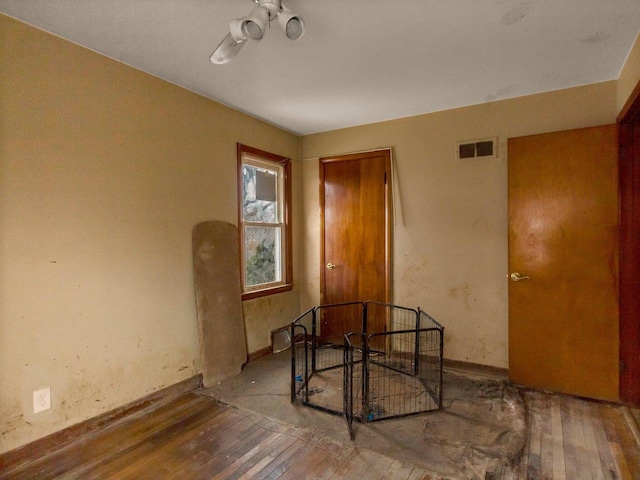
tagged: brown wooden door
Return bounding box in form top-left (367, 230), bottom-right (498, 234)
top-left (508, 125), bottom-right (619, 401)
top-left (320, 150), bottom-right (391, 340)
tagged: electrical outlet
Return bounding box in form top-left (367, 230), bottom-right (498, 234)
top-left (34, 387), bottom-right (51, 414)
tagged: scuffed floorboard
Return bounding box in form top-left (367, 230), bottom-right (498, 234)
top-left (1, 387), bottom-right (639, 479)
top-left (0, 392), bottom-right (447, 480)
top-left (517, 389), bottom-right (640, 480)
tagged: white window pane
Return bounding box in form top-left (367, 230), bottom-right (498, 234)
top-left (244, 226), bottom-right (281, 287)
top-left (243, 165), bottom-right (278, 223)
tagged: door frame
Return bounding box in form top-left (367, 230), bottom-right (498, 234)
top-left (319, 149), bottom-right (393, 306)
top-left (618, 82), bottom-right (640, 406)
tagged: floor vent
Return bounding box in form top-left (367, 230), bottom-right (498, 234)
top-left (456, 137), bottom-right (498, 160)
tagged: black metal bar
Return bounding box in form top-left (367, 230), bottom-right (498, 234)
top-left (303, 330), bottom-right (309, 403)
top-left (290, 322), bottom-right (296, 403)
top-left (291, 307), bottom-right (315, 324)
top-left (301, 402), bottom-right (343, 416)
top-left (343, 333), bottom-right (355, 440)
top-left (365, 407), bottom-right (442, 422)
top-left (419, 309), bottom-right (445, 329)
top-left (439, 326), bottom-right (444, 408)
top-left (291, 307), bottom-right (314, 403)
top-left (414, 309), bottom-right (420, 376)
top-left (311, 307), bottom-right (317, 373)
top-left (290, 302), bottom-right (444, 439)
top-left (362, 303), bottom-right (370, 423)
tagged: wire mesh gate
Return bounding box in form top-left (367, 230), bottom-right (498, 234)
top-left (291, 301), bottom-right (444, 439)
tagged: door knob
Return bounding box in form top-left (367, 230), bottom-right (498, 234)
top-left (326, 263), bottom-right (336, 270)
top-left (510, 272), bottom-right (530, 282)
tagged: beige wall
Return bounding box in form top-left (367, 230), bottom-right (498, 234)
top-left (300, 81), bottom-right (618, 369)
top-left (0, 14), bottom-right (299, 453)
top-left (3, 10), bottom-right (639, 457)
top-left (618, 31), bottom-right (640, 113)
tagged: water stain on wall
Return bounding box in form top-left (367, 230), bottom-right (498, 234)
top-left (0, 400), bottom-right (23, 442)
top-left (398, 258), bottom-right (432, 299)
top-left (65, 377), bottom-right (105, 409)
top-left (448, 282), bottom-right (477, 309)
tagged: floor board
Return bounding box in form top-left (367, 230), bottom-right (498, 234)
top-left (1, 388), bottom-right (639, 479)
top-left (518, 390), bottom-right (640, 480)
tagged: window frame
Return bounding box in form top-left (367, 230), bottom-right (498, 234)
top-left (237, 143), bottom-right (293, 301)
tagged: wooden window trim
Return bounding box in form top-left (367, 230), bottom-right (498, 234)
top-left (237, 143), bottom-right (293, 301)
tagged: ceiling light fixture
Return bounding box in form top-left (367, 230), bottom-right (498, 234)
top-left (241, 6), bottom-right (270, 40)
top-left (278, 8), bottom-right (305, 40)
top-left (210, 0), bottom-right (305, 65)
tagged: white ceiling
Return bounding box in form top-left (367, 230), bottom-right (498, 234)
top-left (2, 0), bottom-right (640, 135)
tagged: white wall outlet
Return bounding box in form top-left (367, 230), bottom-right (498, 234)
top-left (33, 387), bottom-right (51, 413)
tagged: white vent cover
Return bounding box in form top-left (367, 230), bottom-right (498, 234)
top-left (456, 137), bottom-right (498, 160)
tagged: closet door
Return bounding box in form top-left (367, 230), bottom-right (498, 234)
top-left (508, 125), bottom-right (619, 401)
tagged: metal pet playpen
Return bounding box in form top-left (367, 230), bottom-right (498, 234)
top-left (289, 301), bottom-right (444, 439)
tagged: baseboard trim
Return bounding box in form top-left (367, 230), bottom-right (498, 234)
top-left (443, 358), bottom-right (509, 380)
top-left (0, 374), bottom-right (203, 471)
top-left (248, 346), bottom-right (272, 363)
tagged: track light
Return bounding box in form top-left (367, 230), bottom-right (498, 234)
top-left (210, 0), bottom-right (305, 64)
top-left (229, 19), bottom-right (247, 43)
top-left (256, 0), bottom-right (282, 20)
top-left (278, 9), bottom-right (305, 40)
top-left (242, 6), bottom-right (269, 40)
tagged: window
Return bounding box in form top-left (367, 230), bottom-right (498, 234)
top-left (238, 144), bottom-right (292, 300)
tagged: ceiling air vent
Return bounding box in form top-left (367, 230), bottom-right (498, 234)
top-left (456, 137), bottom-right (498, 160)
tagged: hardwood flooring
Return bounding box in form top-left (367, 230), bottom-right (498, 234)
top-left (631, 408), bottom-right (640, 430)
top-left (0, 392), bottom-right (439, 480)
top-left (518, 390), bottom-right (640, 480)
top-left (1, 388), bottom-right (639, 479)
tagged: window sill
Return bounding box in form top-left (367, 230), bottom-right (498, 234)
top-left (242, 283), bottom-right (293, 301)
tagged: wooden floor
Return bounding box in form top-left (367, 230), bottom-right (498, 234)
top-left (519, 390), bottom-right (640, 480)
top-left (1, 388), bottom-right (639, 480)
top-left (0, 392), bottom-right (438, 480)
